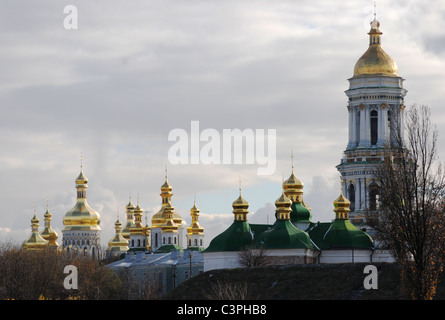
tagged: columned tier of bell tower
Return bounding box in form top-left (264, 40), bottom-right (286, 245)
top-left (345, 75), bottom-right (407, 151)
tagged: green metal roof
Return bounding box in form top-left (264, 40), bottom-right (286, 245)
top-left (155, 244), bottom-right (183, 253)
top-left (308, 220), bottom-right (374, 250)
top-left (204, 221), bottom-right (254, 252)
top-left (256, 219), bottom-right (318, 250)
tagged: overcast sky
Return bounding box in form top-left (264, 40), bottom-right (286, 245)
top-left (1, 0), bottom-right (444, 248)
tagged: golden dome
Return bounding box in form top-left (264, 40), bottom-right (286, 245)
top-left (283, 171), bottom-right (304, 189)
top-left (275, 192), bottom-right (292, 207)
top-left (333, 189), bottom-right (351, 220)
top-left (63, 169), bottom-right (101, 231)
top-left (108, 219), bottom-right (129, 246)
top-left (41, 206), bottom-right (59, 248)
top-left (63, 201), bottom-right (101, 230)
top-left (283, 168), bottom-right (304, 203)
top-left (161, 179), bottom-right (172, 191)
top-left (232, 187), bottom-right (249, 222)
top-left (187, 202), bottom-right (204, 235)
top-left (275, 192), bottom-right (292, 220)
top-left (353, 18), bottom-right (398, 77)
top-left (152, 175), bottom-right (183, 229)
top-left (22, 213), bottom-right (49, 250)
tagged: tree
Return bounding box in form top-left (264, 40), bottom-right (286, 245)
top-left (238, 245), bottom-right (271, 268)
top-left (367, 104), bottom-right (445, 300)
top-left (0, 243), bottom-right (126, 300)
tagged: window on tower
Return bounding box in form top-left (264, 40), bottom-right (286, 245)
top-left (348, 183), bottom-right (356, 212)
top-left (370, 110), bottom-right (378, 145)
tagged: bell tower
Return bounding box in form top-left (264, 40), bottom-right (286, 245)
top-left (337, 14), bottom-right (407, 225)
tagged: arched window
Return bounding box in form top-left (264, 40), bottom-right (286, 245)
top-left (370, 110), bottom-right (378, 145)
top-left (348, 183), bottom-right (356, 212)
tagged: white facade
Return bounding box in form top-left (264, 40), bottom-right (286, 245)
top-left (187, 233), bottom-right (204, 249)
top-left (203, 248), bottom-right (320, 272)
top-left (62, 230), bottom-right (101, 258)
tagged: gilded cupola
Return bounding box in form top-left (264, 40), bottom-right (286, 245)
top-left (22, 208), bottom-right (49, 250)
top-left (106, 218), bottom-right (129, 255)
top-left (152, 172), bottom-right (183, 229)
top-left (187, 201), bottom-right (204, 235)
top-left (232, 182), bottom-right (249, 222)
top-left (275, 192), bottom-right (292, 221)
top-left (122, 197), bottom-right (135, 239)
top-left (353, 15), bottom-right (398, 77)
top-left (333, 184), bottom-right (351, 220)
top-left (63, 162), bottom-right (101, 231)
top-left (40, 199), bottom-right (59, 248)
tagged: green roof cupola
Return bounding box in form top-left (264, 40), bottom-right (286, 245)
top-left (321, 181), bottom-right (374, 250)
top-left (256, 191), bottom-right (318, 250)
top-left (282, 157), bottom-right (312, 227)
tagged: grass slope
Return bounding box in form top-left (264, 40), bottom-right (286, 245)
top-left (165, 263), bottom-right (445, 300)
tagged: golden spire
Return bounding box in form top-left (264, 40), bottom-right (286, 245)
top-left (160, 167), bottom-right (173, 205)
top-left (106, 216), bottom-right (129, 256)
top-left (22, 205), bottom-right (49, 250)
top-left (333, 176), bottom-right (351, 220)
top-left (232, 178), bottom-right (249, 221)
top-left (187, 198), bottom-right (204, 235)
top-left (41, 197), bottom-right (60, 248)
top-left (122, 194), bottom-right (135, 239)
top-left (283, 151), bottom-right (304, 202)
top-left (131, 195), bottom-right (144, 236)
top-left (275, 190), bottom-right (292, 220)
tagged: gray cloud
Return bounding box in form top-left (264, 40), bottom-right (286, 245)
top-left (1, 1), bottom-right (444, 246)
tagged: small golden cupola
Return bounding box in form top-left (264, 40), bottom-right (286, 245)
top-left (353, 13), bottom-right (398, 77)
top-left (333, 181), bottom-right (351, 220)
top-left (122, 196), bottom-right (135, 240)
top-left (232, 181), bottom-right (249, 222)
top-left (106, 218), bottom-right (129, 257)
top-left (187, 201), bottom-right (204, 235)
top-left (152, 171), bottom-right (183, 229)
top-left (40, 199), bottom-right (60, 248)
top-left (130, 199), bottom-right (144, 236)
top-left (282, 166), bottom-right (304, 203)
top-left (22, 207), bottom-right (49, 250)
top-left (161, 200), bottom-right (178, 233)
top-left (275, 191), bottom-right (293, 221)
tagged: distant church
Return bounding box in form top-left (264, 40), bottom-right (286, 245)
top-left (22, 163), bottom-right (206, 259)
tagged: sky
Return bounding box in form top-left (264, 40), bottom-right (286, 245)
top-left (1, 0), bottom-right (445, 249)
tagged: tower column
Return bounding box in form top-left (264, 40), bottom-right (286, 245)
top-left (358, 106), bottom-right (369, 147)
top-left (347, 107), bottom-right (353, 149)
